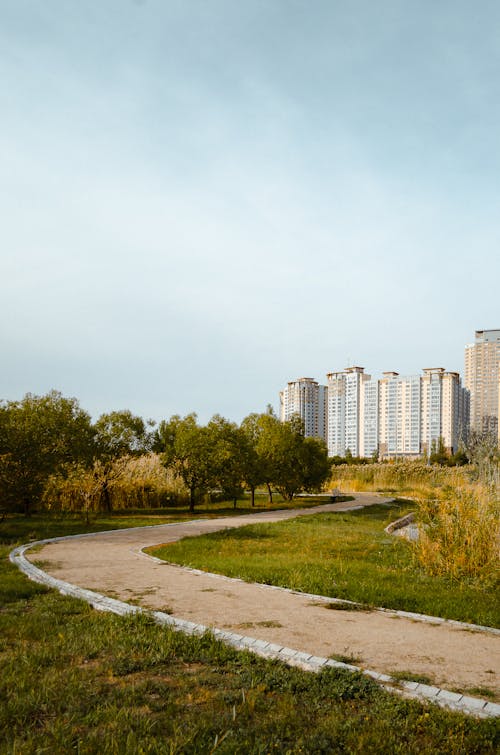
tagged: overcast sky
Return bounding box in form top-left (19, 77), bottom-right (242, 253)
top-left (1, 1), bottom-right (499, 423)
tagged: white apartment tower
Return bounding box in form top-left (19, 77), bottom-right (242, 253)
top-left (279, 377), bottom-right (327, 440)
top-left (326, 367), bottom-right (371, 457)
top-left (464, 329), bottom-right (500, 437)
top-left (376, 368), bottom-right (468, 460)
top-left (378, 372), bottom-right (421, 459)
top-left (420, 368), bottom-right (469, 455)
top-left (280, 365), bottom-right (469, 459)
top-left (361, 380), bottom-right (379, 458)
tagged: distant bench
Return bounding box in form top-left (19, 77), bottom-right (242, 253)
top-left (296, 489), bottom-right (343, 502)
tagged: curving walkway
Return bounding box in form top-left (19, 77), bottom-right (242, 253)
top-left (11, 493), bottom-right (500, 718)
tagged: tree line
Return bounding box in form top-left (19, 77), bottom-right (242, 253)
top-left (0, 391), bottom-right (331, 516)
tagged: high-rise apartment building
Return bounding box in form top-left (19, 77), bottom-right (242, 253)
top-left (326, 367), bottom-right (370, 457)
top-left (279, 377), bottom-right (327, 440)
top-left (361, 380), bottom-right (379, 458)
top-left (420, 368), bottom-right (469, 455)
top-left (464, 329), bottom-right (500, 437)
top-left (378, 372), bottom-right (421, 459)
top-left (280, 365), bottom-right (469, 459)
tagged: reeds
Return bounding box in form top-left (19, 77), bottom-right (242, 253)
top-left (43, 453), bottom-right (189, 513)
top-left (330, 461), bottom-right (499, 583)
top-left (414, 485), bottom-right (499, 583)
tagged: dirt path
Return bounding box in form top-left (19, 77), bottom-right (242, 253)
top-left (33, 493), bottom-right (499, 696)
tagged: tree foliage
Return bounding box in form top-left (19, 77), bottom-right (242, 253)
top-left (158, 414), bottom-right (214, 511)
top-left (94, 410), bottom-right (153, 459)
top-left (0, 391), bottom-right (332, 517)
top-left (0, 391), bottom-right (95, 514)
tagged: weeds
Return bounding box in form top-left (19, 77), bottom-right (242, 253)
top-left (330, 462), bottom-right (499, 584)
top-left (323, 600), bottom-right (373, 612)
top-left (154, 503), bottom-right (500, 627)
top-left (414, 485), bottom-right (499, 583)
top-left (390, 671), bottom-right (435, 685)
top-left (2, 517), bottom-right (500, 752)
top-left (329, 652), bottom-right (363, 665)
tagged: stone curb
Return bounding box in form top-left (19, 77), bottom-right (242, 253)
top-left (10, 538), bottom-right (499, 719)
top-left (140, 552), bottom-right (500, 637)
top-left (384, 512), bottom-right (416, 534)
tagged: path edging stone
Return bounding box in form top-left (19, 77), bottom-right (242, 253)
top-left (9, 536), bottom-right (499, 720)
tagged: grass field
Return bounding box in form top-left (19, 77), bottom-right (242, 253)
top-left (1, 505), bottom-right (499, 753)
top-left (0, 493), bottom-right (348, 545)
top-left (150, 501), bottom-right (500, 628)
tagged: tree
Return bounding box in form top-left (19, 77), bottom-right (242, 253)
top-left (300, 436), bottom-right (332, 492)
top-left (92, 410), bottom-right (154, 511)
top-left (257, 414), bottom-right (330, 501)
top-left (158, 414), bottom-right (214, 512)
top-left (0, 391), bottom-right (95, 515)
top-left (253, 408), bottom-right (282, 503)
top-left (94, 410), bottom-right (153, 458)
top-left (464, 430), bottom-right (500, 488)
top-left (429, 437), bottom-right (450, 466)
top-left (207, 415), bottom-right (246, 507)
top-left (240, 413), bottom-right (266, 506)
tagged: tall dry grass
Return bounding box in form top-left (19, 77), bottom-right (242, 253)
top-left (329, 460), bottom-right (473, 497)
top-left (330, 461), bottom-right (499, 583)
top-left (43, 453), bottom-right (188, 513)
top-left (415, 484), bottom-right (499, 583)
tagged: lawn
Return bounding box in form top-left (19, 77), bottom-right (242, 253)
top-left (1, 505), bottom-right (499, 753)
top-left (150, 501), bottom-right (500, 628)
top-left (0, 493), bottom-right (349, 545)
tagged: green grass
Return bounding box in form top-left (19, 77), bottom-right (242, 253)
top-left (0, 494), bottom-right (350, 547)
top-left (150, 501), bottom-right (500, 628)
top-left (1, 541), bottom-right (499, 754)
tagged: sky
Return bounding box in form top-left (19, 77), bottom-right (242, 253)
top-left (1, 1), bottom-right (499, 424)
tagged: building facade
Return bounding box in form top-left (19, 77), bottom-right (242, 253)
top-left (378, 372), bottom-right (421, 459)
top-left (464, 329), bottom-right (500, 437)
top-left (421, 368), bottom-right (469, 455)
top-left (326, 367), bottom-right (371, 457)
top-left (279, 377), bottom-right (327, 440)
top-left (280, 365), bottom-right (469, 459)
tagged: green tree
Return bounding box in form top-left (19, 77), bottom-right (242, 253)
top-left (429, 437), bottom-right (450, 466)
top-left (158, 414), bottom-right (214, 512)
top-left (93, 410), bottom-right (153, 512)
top-left (257, 414), bottom-right (330, 501)
top-left (254, 408), bottom-right (282, 503)
top-left (0, 391), bottom-right (94, 515)
top-left (207, 415), bottom-right (245, 507)
top-left (240, 413), bottom-right (266, 506)
top-left (94, 410), bottom-right (153, 458)
top-left (300, 436), bottom-right (332, 492)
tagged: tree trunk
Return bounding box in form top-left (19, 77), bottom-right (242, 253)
top-left (102, 481), bottom-right (112, 512)
top-left (189, 487), bottom-right (195, 513)
top-left (251, 487), bottom-right (255, 507)
top-left (23, 497), bottom-right (31, 517)
top-left (266, 483), bottom-right (273, 503)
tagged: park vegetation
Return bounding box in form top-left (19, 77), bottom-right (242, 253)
top-left (2, 520), bottom-right (498, 753)
top-left (1, 392), bottom-right (499, 750)
top-left (329, 441), bottom-right (499, 585)
top-left (1, 390), bottom-right (498, 583)
top-left (152, 501), bottom-right (499, 628)
top-left (0, 391), bottom-right (330, 518)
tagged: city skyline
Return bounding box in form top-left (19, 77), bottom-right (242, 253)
top-left (2, 2), bottom-right (500, 424)
top-left (280, 366), bottom-right (469, 459)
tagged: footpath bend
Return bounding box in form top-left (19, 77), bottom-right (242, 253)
top-left (23, 493), bottom-right (499, 712)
